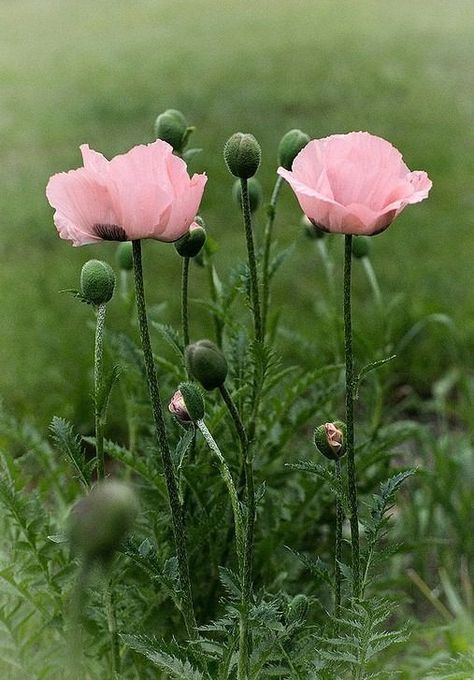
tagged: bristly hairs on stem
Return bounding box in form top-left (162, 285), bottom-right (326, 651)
top-left (261, 175), bottom-right (283, 336)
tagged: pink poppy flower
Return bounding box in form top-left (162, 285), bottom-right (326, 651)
top-left (168, 390), bottom-right (191, 422)
top-left (46, 140), bottom-right (207, 246)
top-left (277, 131), bottom-right (431, 235)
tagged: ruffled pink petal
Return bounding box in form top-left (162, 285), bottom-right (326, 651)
top-left (159, 173), bottom-right (208, 242)
top-left (80, 144), bottom-right (110, 177)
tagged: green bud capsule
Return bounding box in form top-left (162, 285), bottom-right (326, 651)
top-left (278, 129), bottom-right (310, 170)
top-left (287, 594), bottom-right (309, 623)
top-left (115, 242), bottom-right (134, 271)
top-left (224, 132), bottom-right (261, 179)
top-left (69, 480), bottom-right (139, 561)
top-left (352, 235), bottom-right (371, 259)
top-left (185, 339), bottom-right (228, 391)
top-left (154, 108), bottom-right (191, 153)
top-left (313, 421), bottom-right (347, 461)
top-left (174, 223), bottom-right (207, 258)
top-left (177, 382), bottom-right (205, 422)
top-left (80, 259), bottom-right (115, 305)
top-left (232, 177), bottom-right (262, 213)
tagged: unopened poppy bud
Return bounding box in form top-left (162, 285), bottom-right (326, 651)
top-left (232, 177), bottom-right (262, 213)
top-left (170, 382), bottom-right (205, 422)
top-left (154, 108), bottom-right (192, 153)
top-left (287, 593), bottom-right (309, 623)
top-left (224, 132), bottom-right (261, 179)
top-left (302, 215), bottom-right (325, 239)
top-left (80, 259), bottom-right (115, 305)
top-left (69, 480), bottom-right (139, 561)
top-left (278, 129), bottom-right (310, 170)
top-left (185, 339), bottom-right (228, 391)
top-left (115, 242), bottom-right (134, 271)
top-left (352, 235), bottom-right (371, 259)
top-left (314, 421), bottom-right (347, 461)
top-left (174, 222), bottom-right (207, 258)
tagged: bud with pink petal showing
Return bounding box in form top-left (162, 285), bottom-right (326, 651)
top-left (168, 382), bottom-right (204, 423)
top-left (314, 421), bottom-right (347, 461)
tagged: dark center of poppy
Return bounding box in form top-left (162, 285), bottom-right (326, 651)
top-left (94, 223), bottom-right (128, 241)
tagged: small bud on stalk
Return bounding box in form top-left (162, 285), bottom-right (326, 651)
top-left (169, 383), bottom-right (205, 423)
top-left (69, 480), bottom-right (139, 562)
top-left (278, 129), bottom-right (310, 170)
top-left (224, 132), bottom-right (261, 179)
top-left (154, 108), bottom-right (193, 154)
top-left (80, 260), bottom-right (115, 305)
top-left (174, 221), bottom-right (207, 258)
top-left (185, 339), bottom-right (228, 390)
top-left (287, 593), bottom-right (309, 623)
top-left (115, 242), bottom-right (134, 271)
top-left (352, 235), bottom-right (371, 259)
top-left (314, 421), bottom-right (347, 461)
top-left (232, 177), bottom-right (262, 213)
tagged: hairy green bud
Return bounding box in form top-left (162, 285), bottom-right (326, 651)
top-left (175, 382), bottom-right (205, 422)
top-left (232, 177), bottom-right (262, 213)
top-left (154, 108), bottom-right (193, 153)
top-left (174, 223), bottom-right (207, 258)
top-left (115, 242), bottom-right (134, 271)
top-left (80, 259), bottom-right (115, 305)
top-left (224, 132), bottom-right (261, 179)
top-left (185, 339), bottom-right (228, 391)
top-left (287, 594), bottom-right (309, 623)
top-left (352, 235), bottom-right (371, 259)
top-left (278, 129), bottom-right (310, 170)
top-left (314, 421), bottom-right (347, 461)
top-left (69, 480), bottom-right (139, 561)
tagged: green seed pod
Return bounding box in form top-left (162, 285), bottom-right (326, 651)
top-left (174, 223), bottom-right (207, 258)
top-left (178, 382), bottom-right (205, 422)
top-left (287, 594), bottom-right (309, 623)
top-left (278, 129), bottom-right (310, 170)
top-left (224, 132), bottom-right (261, 179)
top-left (115, 242), bottom-right (134, 271)
top-left (314, 421), bottom-right (347, 461)
top-left (185, 339), bottom-right (228, 391)
top-left (80, 259), bottom-right (115, 305)
top-left (232, 177), bottom-right (262, 213)
top-left (352, 235), bottom-right (371, 259)
top-left (154, 108), bottom-right (191, 153)
top-left (69, 480), bottom-right (139, 561)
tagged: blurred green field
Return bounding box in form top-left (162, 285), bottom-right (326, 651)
top-left (0, 0), bottom-right (473, 426)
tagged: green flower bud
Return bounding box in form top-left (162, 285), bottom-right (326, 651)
top-left (302, 215), bottom-right (325, 239)
top-left (174, 223), bottom-right (207, 258)
top-left (287, 594), bottom-right (309, 623)
top-left (69, 480), bottom-right (139, 561)
top-left (232, 177), bottom-right (262, 213)
top-left (185, 340), bottom-right (228, 391)
top-left (80, 259), bottom-right (115, 305)
top-left (314, 421), bottom-right (347, 461)
top-left (171, 382), bottom-right (205, 422)
top-left (278, 129), bottom-right (310, 170)
top-left (352, 235), bottom-right (371, 259)
top-left (154, 108), bottom-right (192, 153)
top-left (224, 132), bottom-right (261, 179)
top-left (115, 242), bottom-right (134, 271)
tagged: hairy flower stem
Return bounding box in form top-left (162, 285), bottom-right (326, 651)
top-left (132, 239), bottom-right (197, 637)
top-left (240, 178), bottom-right (263, 345)
top-left (104, 578), bottom-right (120, 678)
top-left (261, 175), bottom-right (283, 336)
top-left (181, 256), bottom-right (190, 348)
top-left (94, 303), bottom-right (107, 480)
top-left (335, 459), bottom-right (343, 617)
top-left (343, 235), bottom-right (361, 599)
top-left (206, 260), bottom-right (223, 347)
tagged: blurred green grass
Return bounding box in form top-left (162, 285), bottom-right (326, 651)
top-left (0, 0), bottom-right (473, 425)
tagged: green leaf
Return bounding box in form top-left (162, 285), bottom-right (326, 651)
top-left (49, 416), bottom-right (90, 488)
top-left (122, 634), bottom-right (207, 679)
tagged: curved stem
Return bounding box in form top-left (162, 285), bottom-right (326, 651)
top-left (181, 256), bottom-right (190, 348)
top-left (261, 175), bottom-right (283, 336)
top-left (104, 578), bottom-right (120, 678)
top-left (240, 178), bottom-right (263, 344)
top-left (335, 459), bottom-right (343, 617)
top-left (206, 261), bottom-right (223, 348)
top-left (361, 257), bottom-right (382, 311)
top-left (343, 235), bottom-right (360, 599)
top-left (94, 303), bottom-right (107, 480)
top-left (132, 239), bottom-right (197, 637)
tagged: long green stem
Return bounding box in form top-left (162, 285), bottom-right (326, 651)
top-left (206, 261), bottom-right (223, 347)
top-left (104, 579), bottom-right (120, 678)
top-left (94, 303), bottom-right (107, 480)
top-left (196, 419), bottom-right (244, 563)
top-left (261, 175), bottom-right (283, 335)
top-left (335, 459), bottom-right (343, 616)
top-left (343, 235), bottom-right (360, 599)
top-left (131, 239), bottom-right (197, 637)
top-left (240, 178), bottom-right (263, 344)
top-left (181, 256), bottom-right (190, 348)
top-left (361, 256), bottom-right (382, 311)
